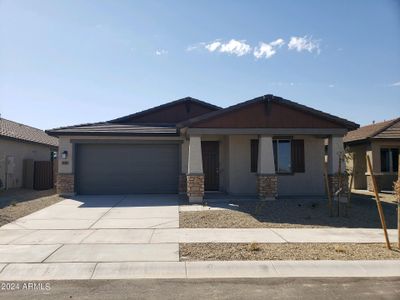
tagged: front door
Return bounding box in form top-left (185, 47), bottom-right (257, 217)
top-left (202, 141), bottom-right (219, 191)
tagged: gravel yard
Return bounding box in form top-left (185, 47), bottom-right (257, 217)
top-left (180, 243), bottom-right (400, 261)
top-left (0, 188), bottom-right (61, 226)
top-left (180, 195), bottom-right (398, 229)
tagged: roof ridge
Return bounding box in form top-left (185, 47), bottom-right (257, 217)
top-left (108, 96), bottom-right (221, 123)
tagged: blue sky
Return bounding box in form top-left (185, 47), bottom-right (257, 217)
top-left (0, 0), bottom-right (399, 129)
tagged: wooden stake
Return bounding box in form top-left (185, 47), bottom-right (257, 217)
top-left (397, 153), bottom-right (400, 249)
top-left (337, 155), bottom-right (342, 217)
top-left (347, 171), bottom-right (354, 212)
top-left (366, 155), bottom-right (391, 249)
top-left (324, 163), bottom-right (333, 217)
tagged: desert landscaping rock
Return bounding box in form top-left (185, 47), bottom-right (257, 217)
top-left (180, 197), bottom-right (397, 229)
top-left (179, 243), bottom-right (400, 261)
top-left (0, 189), bottom-right (61, 227)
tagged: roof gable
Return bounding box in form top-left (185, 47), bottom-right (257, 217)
top-left (344, 117), bottom-right (400, 143)
top-left (374, 118), bottom-right (400, 139)
top-left (183, 95), bottom-right (358, 130)
top-left (110, 97), bottom-right (221, 125)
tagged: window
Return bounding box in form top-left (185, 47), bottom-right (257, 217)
top-left (273, 140), bottom-right (292, 173)
top-left (380, 148), bottom-right (399, 173)
top-left (393, 149), bottom-right (399, 172)
top-left (381, 149), bottom-right (390, 172)
top-left (250, 138), bottom-right (305, 174)
top-left (250, 139), bottom-right (258, 173)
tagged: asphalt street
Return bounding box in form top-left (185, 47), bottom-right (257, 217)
top-left (1, 277), bottom-right (399, 300)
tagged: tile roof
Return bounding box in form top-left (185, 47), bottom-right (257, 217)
top-left (46, 122), bottom-right (178, 136)
top-left (344, 117), bottom-right (400, 143)
top-left (0, 118), bottom-right (58, 147)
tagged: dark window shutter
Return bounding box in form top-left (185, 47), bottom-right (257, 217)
top-left (250, 139), bottom-right (259, 173)
top-left (291, 139), bottom-right (305, 173)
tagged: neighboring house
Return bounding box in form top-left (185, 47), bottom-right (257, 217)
top-left (0, 118), bottom-right (58, 190)
top-left (46, 95), bottom-right (358, 202)
top-left (344, 118), bottom-right (400, 192)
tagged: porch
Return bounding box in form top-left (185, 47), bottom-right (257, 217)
top-left (181, 133), bottom-right (347, 203)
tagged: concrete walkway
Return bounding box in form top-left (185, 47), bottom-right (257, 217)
top-left (1, 228), bottom-right (397, 245)
top-left (0, 260), bottom-right (399, 280)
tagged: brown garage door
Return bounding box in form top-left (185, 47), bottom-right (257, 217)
top-left (76, 143), bottom-right (179, 194)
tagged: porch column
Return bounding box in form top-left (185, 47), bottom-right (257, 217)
top-left (327, 135), bottom-right (348, 197)
top-left (57, 137), bottom-right (75, 196)
top-left (257, 136), bottom-right (277, 200)
top-left (186, 136), bottom-right (204, 203)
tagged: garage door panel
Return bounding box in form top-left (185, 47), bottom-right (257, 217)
top-left (76, 144), bottom-right (179, 194)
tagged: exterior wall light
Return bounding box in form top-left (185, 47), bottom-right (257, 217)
top-left (61, 150), bottom-right (68, 159)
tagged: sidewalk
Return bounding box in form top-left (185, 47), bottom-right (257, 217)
top-left (0, 260), bottom-right (399, 280)
top-left (1, 228), bottom-right (397, 245)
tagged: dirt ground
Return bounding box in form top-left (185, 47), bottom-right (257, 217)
top-left (180, 193), bottom-right (399, 229)
top-left (0, 188), bottom-right (61, 226)
top-left (180, 243), bottom-right (400, 261)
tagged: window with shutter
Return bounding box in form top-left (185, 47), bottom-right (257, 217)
top-left (291, 139), bottom-right (305, 173)
top-left (250, 139), bottom-right (259, 172)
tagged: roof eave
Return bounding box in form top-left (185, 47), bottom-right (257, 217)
top-left (45, 131), bottom-right (180, 137)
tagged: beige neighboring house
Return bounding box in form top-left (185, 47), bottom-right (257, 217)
top-left (344, 117), bottom-right (400, 192)
top-left (47, 95), bottom-right (358, 202)
top-left (0, 118), bottom-right (58, 190)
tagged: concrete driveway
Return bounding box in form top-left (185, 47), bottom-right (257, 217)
top-left (1, 194), bottom-right (179, 230)
top-left (0, 195), bottom-right (180, 279)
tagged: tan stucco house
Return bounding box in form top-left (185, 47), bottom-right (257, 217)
top-left (0, 118), bottom-right (58, 190)
top-left (47, 95), bottom-right (358, 203)
top-left (344, 117), bottom-right (400, 192)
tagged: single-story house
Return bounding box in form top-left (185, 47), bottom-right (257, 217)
top-left (46, 95), bottom-right (358, 203)
top-left (0, 118), bottom-right (58, 190)
top-left (344, 117), bottom-right (400, 192)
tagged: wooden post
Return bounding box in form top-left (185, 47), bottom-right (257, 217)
top-left (337, 154), bottom-right (342, 217)
top-left (347, 172), bottom-right (354, 208)
top-left (324, 163), bottom-right (333, 217)
top-left (366, 155), bottom-right (391, 249)
top-left (397, 153), bottom-right (400, 249)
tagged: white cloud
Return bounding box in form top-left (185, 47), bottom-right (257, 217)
top-left (390, 81), bottom-right (400, 87)
top-left (253, 38), bottom-right (285, 59)
top-left (205, 41), bottom-right (221, 52)
top-left (328, 84), bottom-right (335, 88)
top-left (155, 49), bottom-right (168, 56)
top-left (254, 43), bottom-right (275, 59)
top-left (218, 39), bottom-right (251, 56)
top-left (270, 38), bottom-right (285, 47)
top-left (288, 36), bottom-right (320, 54)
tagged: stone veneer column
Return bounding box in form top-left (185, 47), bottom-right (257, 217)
top-left (186, 136), bottom-right (204, 203)
top-left (257, 175), bottom-right (277, 200)
top-left (57, 174), bottom-right (75, 195)
top-left (257, 136), bottom-right (277, 200)
top-left (186, 174), bottom-right (204, 202)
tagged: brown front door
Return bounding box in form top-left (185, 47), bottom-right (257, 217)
top-left (202, 141), bottom-right (219, 191)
